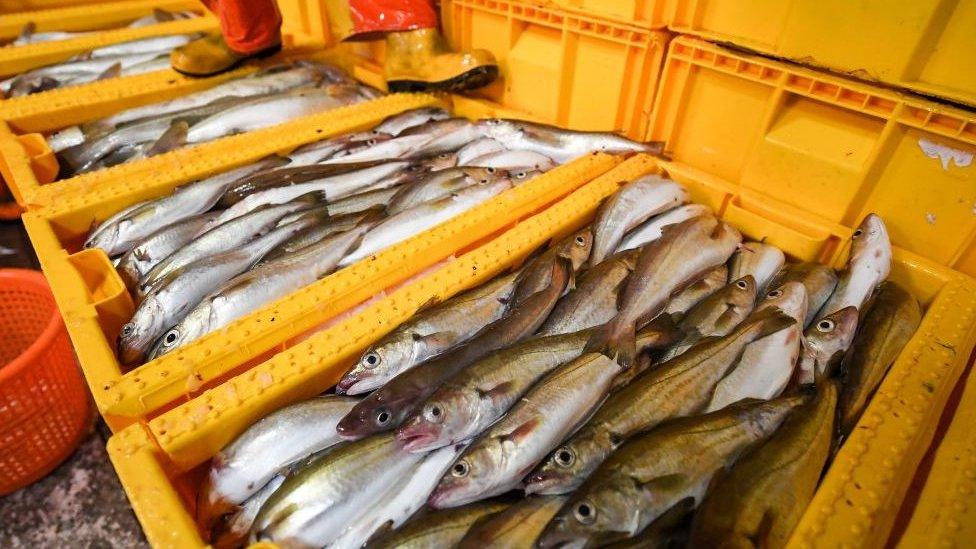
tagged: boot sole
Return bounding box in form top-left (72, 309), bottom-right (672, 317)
top-left (387, 65), bottom-right (499, 94)
top-left (172, 43), bottom-right (283, 78)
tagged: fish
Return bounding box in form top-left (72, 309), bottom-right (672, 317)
top-left (706, 281), bottom-right (808, 412)
top-left (536, 396), bottom-right (807, 548)
top-left (373, 107), bottom-right (451, 136)
top-left (259, 207), bottom-right (382, 262)
top-left (397, 330), bottom-right (592, 453)
top-left (115, 211), bottom-right (220, 292)
top-left (197, 396), bottom-right (359, 528)
top-left (326, 186), bottom-right (402, 217)
top-left (537, 250), bottom-right (639, 336)
top-left (137, 196), bottom-right (326, 297)
top-left (95, 63), bottom-right (346, 128)
top-left (208, 160), bottom-right (411, 228)
top-left (400, 118), bottom-right (483, 155)
top-left (218, 160), bottom-right (392, 206)
top-left (729, 241), bottom-right (786, 294)
top-left (4, 51), bottom-right (166, 97)
top-left (387, 167), bottom-right (499, 215)
top-left (663, 264), bottom-right (729, 319)
top-left (468, 150), bottom-right (557, 172)
top-left (86, 33), bottom-right (198, 58)
top-left (657, 275), bottom-right (758, 362)
top-left (458, 495), bottom-right (568, 548)
top-left (511, 227), bottom-right (594, 305)
top-left (689, 381), bottom-right (838, 549)
top-left (428, 352), bottom-right (624, 508)
top-left (46, 126), bottom-right (86, 153)
top-left (148, 222), bottom-right (374, 358)
top-left (770, 262), bottom-right (839, 328)
top-left (285, 134), bottom-right (391, 166)
top-left (85, 158), bottom-right (282, 256)
top-left (818, 213), bottom-right (891, 318)
top-left (524, 309), bottom-right (795, 496)
top-left (119, 219), bottom-right (314, 364)
top-left (796, 306), bottom-right (859, 385)
top-left (178, 86), bottom-right (366, 148)
top-left (587, 215), bottom-right (742, 366)
top-left (337, 270), bottom-right (522, 395)
top-left (329, 443), bottom-right (465, 549)
top-left (474, 119), bottom-right (664, 164)
top-left (615, 204), bottom-right (711, 253)
top-left (252, 433), bottom-right (426, 547)
top-left (588, 175), bottom-right (690, 266)
top-left (335, 257), bottom-right (573, 439)
top-left (837, 282), bottom-right (921, 435)
top-left (457, 138), bottom-right (506, 164)
top-left (367, 501), bottom-right (511, 549)
top-left (340, 177), bottom-right (514, 266)
top-left (211, 474), bottom-right (285, 549)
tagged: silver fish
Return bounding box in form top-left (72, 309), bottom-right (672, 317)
top-left (474, 119), bottom-right (663, 164)
top-left (468, 149), bottom-right (557, 171)
top-left (115, 211), bottom-right (221, 292)
top-left (198, 396), bottom-right (359, 527)
top-left (589, 175), bottom-right (690, 266)
top-left (428, 353), bottom-right (623, 509)
top-left (457, 138), bottom-right (506, 164)
top-left (538, 251), bottom-right (638, 336)
top-left (818, 213), bottom-right (891, 318)
top-left (87, 33), bottom-right (197, 58)
top-left (341, 178), bottom-right (513, 266)
top-left (729, 241), bottom-right (786, 295)
top-left (211, 474), bottom-right (285, 549)
top-left (797, 306), bottom-right (859, 384)
top-left (149, 223), bottom-right (372, 358)
top-left (615, 204), bottom-right (711, 253)
top-left (664, 264), bottom-right (729, 319)
top-left (337, 270), bottom-right (521, 395)
top-left (771, 262), bottom-right (839, 328)
top-left (374, 107), bottom-right (451, 136)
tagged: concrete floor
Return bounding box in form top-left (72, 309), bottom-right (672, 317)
top-left (0, 219), bottom-right (148, 548)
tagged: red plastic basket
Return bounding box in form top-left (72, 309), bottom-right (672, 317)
top-left (0, 268), bottom-right (91, 494)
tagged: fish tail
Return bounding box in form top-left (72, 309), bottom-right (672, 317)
top-left (643, 140), bottom-right (668, 159)
top-left (585, 317), bottom-right (638, 368)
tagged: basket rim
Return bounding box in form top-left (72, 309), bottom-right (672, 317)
top-left (0, 268), bottom-right (65, 384)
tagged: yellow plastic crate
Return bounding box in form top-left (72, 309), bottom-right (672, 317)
top-left (441, 0), bottom-right (669, 140)
top-left (669, 0), bottom-right (976, 108)
top-left (0, 0), bottom-right (204, 40)
top-left (645, 35), bottom-right (976, 548)
top-left (0, 15), bottom-right (218, 78)
top-left (104, 150), bottom-right (976, 547)
top-left (22, 93), bottom-right (627, 431)
top-left (521, 0), bottom-right (668, 28)
top-left (898, 363), bottom-right (976, 547)
top-left (1, 0), bottom-right (135, 13)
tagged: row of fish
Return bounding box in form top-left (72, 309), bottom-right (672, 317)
top-left (194, 174), bottom-right (921, 548)
top-left (83, 107), bottom-right (660, 367)
top-left (1, 9), bottom-right (199, 98)
top-left (48, 61), bottom-right (377, 176)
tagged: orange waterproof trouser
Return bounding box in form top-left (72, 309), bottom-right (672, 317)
top-left (325, 0), bottom-right (438, 41)
top-left (200, 0), bottom-right (282, 54)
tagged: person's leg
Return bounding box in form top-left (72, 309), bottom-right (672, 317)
top-left (324, 0), bottom-right (498, 92)
top-left (171, 0), bottom-right (283, 77)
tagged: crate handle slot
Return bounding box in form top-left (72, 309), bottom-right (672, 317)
top-left (67, 248), bottom-right (133, 341)
top-left (16, 133), bottom-right (58, 185)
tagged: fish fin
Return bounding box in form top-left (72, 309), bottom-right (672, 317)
top-left (413, 331), bottom-right (454, 351)
top-left (748, 508), bottom-right (777, 549)
top-left (153, 8), bottom-right (175, 21)
top-left (132, 247), bottom-right (151, 262)
top-left (740, 307), bottom-right (796, 342)
top-left (147, 121), bottom-right (188, 157)
top-left (34, 76), bottom-right (59, 94)
top-left (585, 318), bottom-right (638, 369)
top-left (414, 296), bottom-right (441, 314)
top-left (476, 380), bottom-right (515, 402)
top-left (500, 417), bottom-right (541, 445)
top-left (96, 62), bottom-right (122, 81)
top-left (17, 22), bottom-right (35, 43)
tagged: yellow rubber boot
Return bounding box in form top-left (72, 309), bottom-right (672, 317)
top-left (384, 28), bottom-right (498, 93)
top-left (171, 33), bottom-right (281, 77)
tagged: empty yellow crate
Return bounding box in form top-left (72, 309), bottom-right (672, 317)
top-left (521, 0), bottom-right (668, 28)
top-left (0, 0), bottom-right (205, 40)
top-left (669, 0), bottom-right (976, 108)
top-left (105, 150), bottom-right (976, 547)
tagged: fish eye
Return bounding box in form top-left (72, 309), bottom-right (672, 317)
top-left (575, 235), bottom-right (587, 247)
top-left (439, 153), bottom-right (450, 159)
top-left (766, 289), bottom-right (782, 298)
top-left (515, 171), bottom-right (527, 178)
top-left (121, 323), bottom-right (134, 337)
top-left (163, 329), bottom-right (180, 346)
top-left (486, 167), bottom-right (496, 174)
top-left (424, 404), bottom-right (444, 423)
top-left (362, 352), bottom-right (381, 368)
top-left (451, 460), bottom-right (470, 477)
top-left (574, 502), bottom-right (596, 524)
top-left (555, 447), bottom-right (575, 468)
top-left (736, 280), bottom-right (750, 290)
top-left (853, 229), bottom-right (864, 239)
top-left (375, 409), bottom-right (392, 426)
top-left (817, 319), bottom-right (836, 333)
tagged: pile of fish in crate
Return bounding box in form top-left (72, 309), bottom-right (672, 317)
top-left (181, 166), bottom-right (916, 547)
top-left (1, 8), bottom-right (199, 98)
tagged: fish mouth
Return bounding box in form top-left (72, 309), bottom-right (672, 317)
top-left (395, 423), bottom-right (444, 453)
top-left (335, 376), bottom-right (380, 396)
top-left (523, 471), bottom-right (573, 496)
top-left (426, 486), bottom-right (459, 509)
top-left (335, 413), bottom-right (369, 440)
